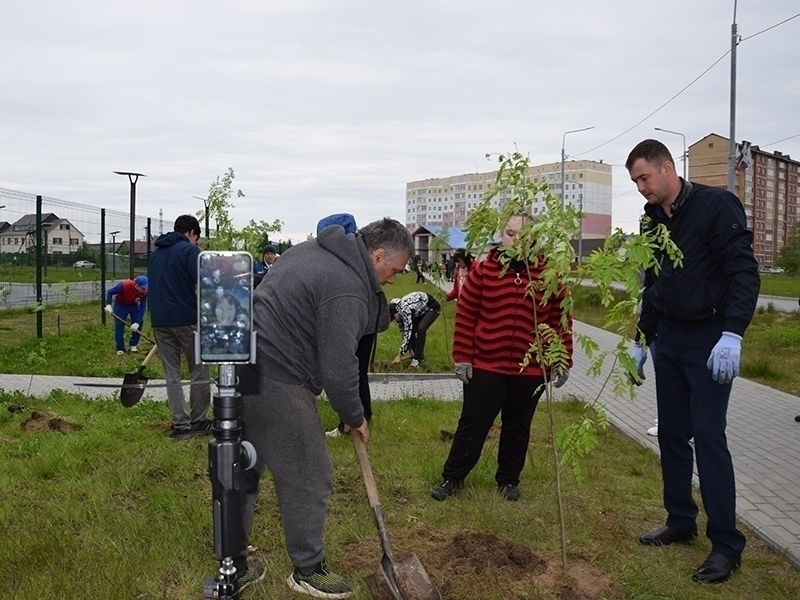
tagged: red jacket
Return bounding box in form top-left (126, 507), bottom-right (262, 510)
top-left (452, 248), bottom-right (573, 377)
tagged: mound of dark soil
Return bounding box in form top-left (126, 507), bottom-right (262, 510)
top-left (343, 526), bottom-right (622, 600)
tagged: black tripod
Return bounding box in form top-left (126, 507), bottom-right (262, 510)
top-left (203, 364), bottom-right (257, 600)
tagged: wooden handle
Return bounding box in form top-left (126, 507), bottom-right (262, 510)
top-left (351, 431), bottom-right (382, 510)
top-left (108, 310), bottom-right (157, 345)
top-left (140, 345), bottom-right (159, 368)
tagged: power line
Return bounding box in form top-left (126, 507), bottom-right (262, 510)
top-left (574, 49), bottom-right (731, 157)
top-left (762, 133), bottom-right (800, 148)
top-left (740, 12), bottom-right (800, 42)
top-left (573, 12), bottom-right (800, 159)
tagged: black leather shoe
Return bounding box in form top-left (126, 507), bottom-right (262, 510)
top-left (639, 525), bottom-right (698, 546)
top-left (692, 552), bottom-right (741, 583)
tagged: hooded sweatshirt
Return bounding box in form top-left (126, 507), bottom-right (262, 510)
top-left (242, 225), bottom-right (390, 427)
top-left (148, 231), bottom-right (200, 327)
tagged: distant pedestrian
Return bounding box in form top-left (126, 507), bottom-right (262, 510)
top-left (148, 215), bottom-right (212, 440)
top-left (415, 259), bottom-right (425, 284)
top-left (444, 249), bottom-right (474, 302)
top-left (389, 291), bottom-right (441, 368)
top-left (627, 139), bottom-right (759, 583)
top-left (104, 276), bottom-right (148, 355)
top-left (254, 244), bottom-right (278, 288)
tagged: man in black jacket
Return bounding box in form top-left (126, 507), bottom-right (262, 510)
top-left (627, 139), bottom-right (759, 583)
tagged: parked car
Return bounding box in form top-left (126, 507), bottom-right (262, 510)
top-left (73, 260), bottom-right (96, 269)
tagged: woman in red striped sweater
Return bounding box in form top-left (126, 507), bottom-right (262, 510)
top-left (431, 214), bottom-right (573, 502)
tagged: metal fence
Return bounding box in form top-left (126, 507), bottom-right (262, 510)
top-left (0, 187), bottom-right (154, 348)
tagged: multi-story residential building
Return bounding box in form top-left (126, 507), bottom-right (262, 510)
top-left (405, 159), bottom-right (613, 240)
top-left (689, 133), bottom-right (800, 268)
top-left (0, 213), bottom-right (85, 255)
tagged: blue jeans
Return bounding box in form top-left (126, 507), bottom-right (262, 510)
top-left (113, 303), bottom-right (141, 351)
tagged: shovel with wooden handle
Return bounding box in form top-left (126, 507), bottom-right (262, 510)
top-left (120, 345), bottom-right (159, 407)
top-left (108, 310), bottom-right (156, 345)
top-left (351, 432), bottom-right (442, 600)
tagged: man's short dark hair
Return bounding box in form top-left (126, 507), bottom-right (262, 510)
top-left (626, 139), bottom-right (675, 171)
top-left (174, 215), bottom-right (201, 237)
top-left (359, 218), bottom-right (414, 262)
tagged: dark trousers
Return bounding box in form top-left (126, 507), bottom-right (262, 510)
top-left (356, 332), bottom-right (374, 420)
top-left (410, 309), bottom-right (440, 362)
top-left (416, 271), bottom-right (424, 283)
top-left (654, 319), bottom-right (746, 558)
top-left (442, 369), bottom-right (544, 486)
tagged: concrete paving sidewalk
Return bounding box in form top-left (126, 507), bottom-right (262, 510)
top-left (1, 320), bottom-right (800, 568)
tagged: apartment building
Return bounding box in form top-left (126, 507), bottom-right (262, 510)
top-left (689, 133), bottom-right (800, 268)
top-left (405, 159), bottom-right (613, 239)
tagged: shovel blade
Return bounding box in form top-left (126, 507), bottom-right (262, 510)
top-left (365, 554), bottom-right (441, 600)
top-left (120, 371), bottom-right (148, 407)
top-left (393, 554), bottom-right (441, 600)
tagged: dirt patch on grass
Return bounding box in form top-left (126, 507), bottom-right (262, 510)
top-left (343, 526), bottom-right (622, 599)
top-left (21, 410), bottom-right (82, 434)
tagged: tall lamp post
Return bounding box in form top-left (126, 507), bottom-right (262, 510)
top-left (654, 127), bottom-right (687, 180)
top-left (561, 126), bottom-right (594, 264)
top-left (561, 126), bottom-right (595, 209)
top-left (109, 231), bottom-right (120, 277)
top-left (193, 195), bottom-right (211, 239)
top-left (113, 171), bottom-right (146, 279)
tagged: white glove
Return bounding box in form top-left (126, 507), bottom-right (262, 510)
top-left (454, 362), bottom-right (473, 384)
top-left (553, 369), bottom-right (569, 388)
top-left (104, 304), bottom-right (113, 314)
top-left (130, 323), bottom-right (140, 332)
top-left (706, 332), bottom-right (742, 385)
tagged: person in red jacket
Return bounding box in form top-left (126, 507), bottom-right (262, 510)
top-left (105, 276), bottom-right (148, 355)
top-left (444, 248), bottom-right (473, 302)
top-left (431, 214), bottom-right (573, 502)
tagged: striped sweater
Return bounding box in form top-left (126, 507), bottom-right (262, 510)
top-left (452, 248), bottom-right (573, 376)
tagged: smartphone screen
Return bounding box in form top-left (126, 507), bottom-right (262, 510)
top-left (197, 251), bottom-right (254, 363)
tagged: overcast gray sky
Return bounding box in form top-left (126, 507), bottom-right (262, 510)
top-left (1, 0), bottom-right (798, 242)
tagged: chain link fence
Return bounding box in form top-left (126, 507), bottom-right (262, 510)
top-left (0, 187), bottom-right (155, 349)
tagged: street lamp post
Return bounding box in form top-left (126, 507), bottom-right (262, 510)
top-left (654, 127), bottom-right (688, 180)
top-left (109, 231), bottom-right (120, 277)
top-left (561, 126), bottom-right (594, 264)
top-left (561, 126), bottom-right (595, 209)
top-left (193, 195), bottom-right (211, 239)
top-left (113, 171), bottom-right (146, 279)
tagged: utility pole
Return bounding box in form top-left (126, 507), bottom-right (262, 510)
top-left (728, 0), bottom-right (739, 193)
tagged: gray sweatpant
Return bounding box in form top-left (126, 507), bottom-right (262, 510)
top-left (153, 325), bottom-right (210, 429)
top-left (240, 374), bottom-right (333, 572)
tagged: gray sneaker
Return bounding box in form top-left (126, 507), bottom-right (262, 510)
top-left (286, 560), bottom-right (353, 599)
top-left (237, 559), bottom-right (266, 593)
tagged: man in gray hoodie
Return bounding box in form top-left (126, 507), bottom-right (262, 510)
top-left (235, 217), bottom-right (413, 598)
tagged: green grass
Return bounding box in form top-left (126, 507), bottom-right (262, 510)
top-left (0, 273), bottom-right (455, 376)
top-left (0, 391), bottom-right (797, 599)
top-left (757, 273), bottom-right (800, 297)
